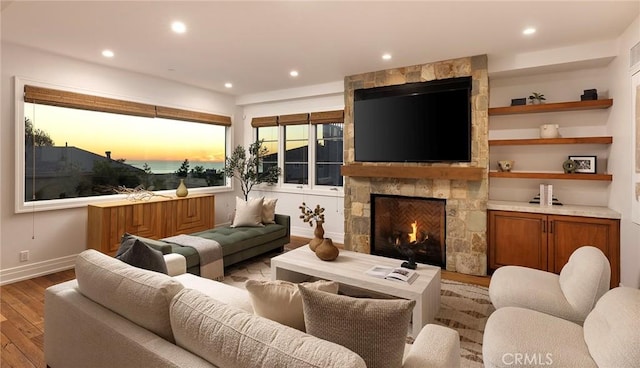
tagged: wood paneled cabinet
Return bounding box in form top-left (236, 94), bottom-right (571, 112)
top-left (87, 194), bottom-right (215, 256)
top-left (488, 210), bottom-right (620, 288)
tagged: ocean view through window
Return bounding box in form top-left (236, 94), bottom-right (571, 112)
top-left (24, 102), bottom-right (227, 203)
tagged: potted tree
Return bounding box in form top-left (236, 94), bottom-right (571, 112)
top-left (222, 139), bottom-right (281, 200)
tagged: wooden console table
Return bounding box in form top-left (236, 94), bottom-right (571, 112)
top-left (87, 194), bottom-right (215, 256)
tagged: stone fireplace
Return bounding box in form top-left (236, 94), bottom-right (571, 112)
top-left (342, 55), bottom-right (489, 276)
top-left (371, 194), bottom-right (446, 268)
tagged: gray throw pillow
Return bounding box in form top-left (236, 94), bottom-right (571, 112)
top-left (116, 237), bottom-right (168, 274)
top-left (299, 285), bottom-right (415, 368)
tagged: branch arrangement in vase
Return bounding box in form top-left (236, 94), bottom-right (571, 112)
top-left (298, 202), bottom-right (325, 226)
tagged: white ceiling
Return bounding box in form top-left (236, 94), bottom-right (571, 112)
top-left (2, 1), bottom-right (639, 96)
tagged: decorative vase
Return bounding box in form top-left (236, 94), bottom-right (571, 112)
top-left (309, 221), bottom-right (324, 251)
top-left (315, 238), bottom-right (339, 261)
top-left (176, 178), bottom-right (188, 197)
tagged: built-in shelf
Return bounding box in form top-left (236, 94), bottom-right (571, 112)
top-left (489, 136), bottom-right (613, 146)
top-left (341, 165), bottom-right (485, 181)
top-left (489, 171), bottom-right (612, 181)
top-left (488, 99), bottom-right (613, 116)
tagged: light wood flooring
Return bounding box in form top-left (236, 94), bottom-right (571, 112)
top-left (0, 235), bottom-right (490, 367)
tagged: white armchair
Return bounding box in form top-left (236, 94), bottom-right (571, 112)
top-left (489, 246), bottom-right (610, 324)
top-left (483, 287), bottom-right (640, 368)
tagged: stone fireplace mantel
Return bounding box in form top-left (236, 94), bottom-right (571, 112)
top-left (343, 55), bottom-right (489, 277)
top-left (341, 164), bottom-right (485, 181)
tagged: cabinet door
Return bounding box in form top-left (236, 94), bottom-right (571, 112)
top-left (124, 202), bottom-right (163, 239)
top-left (489, 211), bottom-right (547, 270)
top-left (168, 195), bottom-right (215, 235)
top-left (548, 215), bottom-right (620, 287)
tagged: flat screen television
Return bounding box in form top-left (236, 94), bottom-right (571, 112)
top-left (353, 76), bottom-right (471, 162)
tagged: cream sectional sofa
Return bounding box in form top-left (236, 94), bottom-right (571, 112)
top-left (45, 249), bottom-right (460, 368)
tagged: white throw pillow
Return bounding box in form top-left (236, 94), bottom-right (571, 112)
top-left (231, 197), bottom-right (264, 227)
top-left (262, 197), bottom-right (278, 224)
top-left (245, 279), bottom-right (339, 331)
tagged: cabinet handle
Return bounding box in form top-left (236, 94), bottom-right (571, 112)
top-left (549, 221), bottom-right (554, 234)
top-left (542, 221), bottom-right (546, 233)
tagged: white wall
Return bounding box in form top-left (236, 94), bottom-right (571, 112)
top-left (0, 42), bottom-right (239, 284)
top-left (239, 85), bottom-right (346, 243)
top-left (608, 16), bottom-right (640, 288)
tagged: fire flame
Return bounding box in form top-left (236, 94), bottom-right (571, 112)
top-left (409, 221), bottom-right (418, 243)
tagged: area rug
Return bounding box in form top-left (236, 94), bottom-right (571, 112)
top-left (222, 252), bottom-right (494, 367)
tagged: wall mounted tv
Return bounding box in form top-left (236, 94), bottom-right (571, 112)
top-left (353, 76), bottom-right (471, 163)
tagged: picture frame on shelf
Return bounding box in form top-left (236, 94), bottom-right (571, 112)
top-left (569, 155), bottom-right (597, 174)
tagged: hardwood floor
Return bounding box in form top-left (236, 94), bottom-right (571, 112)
top-left (0, 236), bottom-right (489, 367)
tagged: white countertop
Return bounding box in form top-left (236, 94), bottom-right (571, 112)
top-left (487, 200), bottom-right (621, 219)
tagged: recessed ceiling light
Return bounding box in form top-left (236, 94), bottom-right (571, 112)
top-left (101, 49), bottom-right (114, 58)
top-left (290, 70), bottom-right (299, 77)
top-left (523, 27), bottom-right (536, 35)
top-left (382, 53), bottom-right (392, 60)
top-left (224, 82), bottom-right (233, 88)
top-left (172, 21), bottom-right (187, 34)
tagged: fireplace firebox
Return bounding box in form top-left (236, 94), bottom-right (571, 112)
top-left (371, 194), bottom-right (446, 268)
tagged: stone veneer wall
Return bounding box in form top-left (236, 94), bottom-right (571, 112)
top-left (343, 55), bottom-right (489, 276)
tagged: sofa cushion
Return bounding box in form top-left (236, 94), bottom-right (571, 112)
top-left (173, 273), bottom-right (253, 313)
top-left (245, 279), bottom-right (339, 331)
top-left (170, 288), bottom-right (366, 368)
top-left (75, 249), bottom-right (184, 343)
top-left (583, 287), bottom-right (640, 368)
top-left (299, 285), bottom-right (414, 368)
top-left (116, 237), bottom-right (168, 274)
top-left (231, 197), bottom-right (264, 227)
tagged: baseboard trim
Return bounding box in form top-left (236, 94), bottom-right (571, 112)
top-left (0, 254), bottom-right (76, 285)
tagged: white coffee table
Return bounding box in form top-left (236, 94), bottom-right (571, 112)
top-left (271, 246), bottom-right (441, 337)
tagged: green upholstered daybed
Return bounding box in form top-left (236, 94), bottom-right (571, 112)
top-left (148, 214), bottom-right (290, 276)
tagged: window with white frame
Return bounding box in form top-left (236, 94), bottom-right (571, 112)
top-left (252, 110), bottom-right (344, 188)
top-left (21, 85), bottom-right (229, 205)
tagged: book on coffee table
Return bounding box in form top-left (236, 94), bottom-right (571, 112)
top-left (365, 265), bottom-right (419, 284)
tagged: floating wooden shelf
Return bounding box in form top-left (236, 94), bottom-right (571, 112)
top-left (489, 171), bottom-right (612, 181)
top-left (341, 165), bottom-right (485, 181)
top-left (488, 99), bottom-right (613, 116)
top-left (489, 136), bottom-right (613, 146)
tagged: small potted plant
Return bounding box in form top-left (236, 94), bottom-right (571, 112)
top-left (528, 92), bottom-right (546, 105)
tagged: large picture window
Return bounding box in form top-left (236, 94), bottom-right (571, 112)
top-left (256, 126), bottom-right (279, 179)
top-left (21, 84), bottom-right (229, 206)
top-left (284, 124), bottom-right (309, 185)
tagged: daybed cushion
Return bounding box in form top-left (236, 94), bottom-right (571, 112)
top-left (245, 279), bottom-right (339, 331)
top-left (170, 288), bottom-right (367, 368)
top-left (190, 223), bottom-right (287, 257)
top-left (75, 249), bottom-right (184, 343)
top-left (299, 285), bottom-right (415, 368)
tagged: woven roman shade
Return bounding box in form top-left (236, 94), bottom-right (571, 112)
top-left (278, 113), bottom-right (309, 125)
top-left (24, 85), bottom-right (156, 118)
top-left (251, 116), bottom-right (278, 128)
top-left (309, 110), bottom-right (344, 124)
top-left (24, 85), bottom-right (232, 125)
top-left (156, 105), bottom-right (231, 126)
